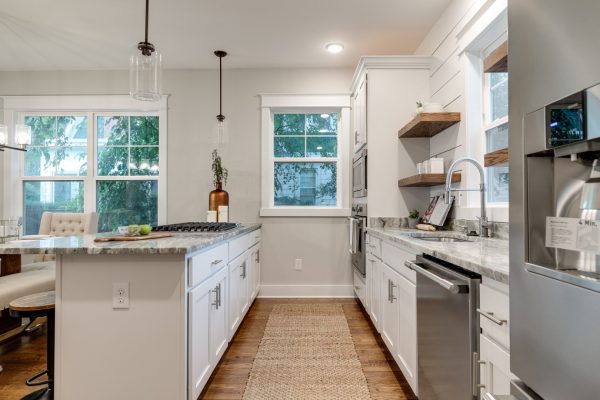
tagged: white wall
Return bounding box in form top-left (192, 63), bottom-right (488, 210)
top-left (0, 68), bottom-right (355, 297)
top-left (415, 0), bottom-right (508, 222)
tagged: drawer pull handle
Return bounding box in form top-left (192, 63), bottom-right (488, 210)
top-left (477, 309), bottom-right (507, 326)
top-left (211, 259), bottom-right (223, 266)
top-left (368, 244), bottom-right (376, 248)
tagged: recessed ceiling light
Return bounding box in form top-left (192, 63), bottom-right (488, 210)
top-left (325, 43), bottom-right (344, 54)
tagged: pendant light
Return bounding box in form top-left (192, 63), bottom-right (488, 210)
top-left (213, 50), bottom-right (228, 146)
top-left (129, 0), bottom-right (162, 101)
top-left (0, 124), bottom-right (30, 152)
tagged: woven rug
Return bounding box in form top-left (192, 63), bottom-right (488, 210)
top-left (242, 303), bottom-right (371, 399)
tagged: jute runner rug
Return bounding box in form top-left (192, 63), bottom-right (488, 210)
top-left (242, 303), bottom-right (371, 399)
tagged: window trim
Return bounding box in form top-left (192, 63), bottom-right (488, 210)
top-left (259, 94), bottom-right (351, 217)
top-left (2, 95), bottom-right (168, 231)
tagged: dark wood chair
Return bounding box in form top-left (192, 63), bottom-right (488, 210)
top-left (9, 291), bottom-right (55, 400)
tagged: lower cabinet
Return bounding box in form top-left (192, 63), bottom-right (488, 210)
top-left (249, 244), bottom-right (261, 301)
top-left (479, 334), bottom-right (511, 396)
top-left (228, 252), bottom-right (250, 339)
top-left (378, 250), bottom-right (418, 395)
top-left (188, 266), bottom-right (228, 400)
top-left (367, 254), bottom-right (381, 331)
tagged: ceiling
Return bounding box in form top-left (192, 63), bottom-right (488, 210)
top-left (0, 0), bottom-right (452, 71)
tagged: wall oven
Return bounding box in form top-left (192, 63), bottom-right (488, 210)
top-left (349, 203), bottom-right (367, 277)
top-left (353, 148), bottom-right (367, 198)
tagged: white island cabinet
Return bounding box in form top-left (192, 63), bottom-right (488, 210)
top-left (0, 225), bottom-right (261, 400)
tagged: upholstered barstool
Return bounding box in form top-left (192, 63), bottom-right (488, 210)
top-left (9, 291), bottom-right (55, 400)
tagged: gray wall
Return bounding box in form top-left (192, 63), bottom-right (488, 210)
top-left (0, 68), bottom-right (355, 296)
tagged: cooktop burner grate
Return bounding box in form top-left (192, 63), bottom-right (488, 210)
top-left (152, 222), bottom-right (239, 232)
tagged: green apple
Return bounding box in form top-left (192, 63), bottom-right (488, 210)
top-left (139, 224), bottom-right (152, 235)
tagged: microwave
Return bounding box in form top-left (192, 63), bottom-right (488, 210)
top-left (353, 148), bottom-right (367, 198)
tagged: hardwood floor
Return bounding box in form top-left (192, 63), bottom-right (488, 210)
top-left (0, 299), bottom-right (415, 400)
top-left (201, 298), bottom-right (416, 399)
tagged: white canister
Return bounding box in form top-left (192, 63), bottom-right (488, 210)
top-left (429, 158), bottom-right (444, 174)
top-left (218, 206), bottom-right (229, 223)
top-left (207, 210), bottom-right (217, 223)
top-left (417, 162), bottom-right (423, 174)
top-left (423, 159), bottom-right (431, 174)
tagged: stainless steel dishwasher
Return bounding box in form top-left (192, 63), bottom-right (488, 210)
top-left (405, 254), bottom-right (481, 400)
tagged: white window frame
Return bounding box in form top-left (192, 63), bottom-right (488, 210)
top-left (2, 95), bottom-right (168, 231)
top-left (259, 94), bottom-right (351, 217)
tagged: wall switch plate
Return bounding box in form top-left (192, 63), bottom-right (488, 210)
top-left (113, 282), bottom-right (130, 309)
top-left (294, 259), bottom-right (303, 271)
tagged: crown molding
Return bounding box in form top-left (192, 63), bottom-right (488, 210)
top-left (350, 55), bottom-right (432, 93)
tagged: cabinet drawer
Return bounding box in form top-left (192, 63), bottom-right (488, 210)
top-left (354, 270), bottom-right (367, 310)
top-left (229, 231), bottom-right (258, 261)
top-left (188, 243), bottom-right (228, 288)
top-left (381, 241), bottom-right (417, 284)
top-left (479, 282), bottom-right (510, 349)
top-left (249, 229), bottom-right (261, 246)
top-left (366, 235), bottom-right (382, 259)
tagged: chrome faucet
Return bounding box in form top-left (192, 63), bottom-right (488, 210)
top-left (445, 157), bottom-right (489, 237)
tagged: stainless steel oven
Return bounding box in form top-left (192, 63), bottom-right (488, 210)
top-left (349, 203), bottom-right (367, 277)
top-left (353, 148), bottom-right (367, 198)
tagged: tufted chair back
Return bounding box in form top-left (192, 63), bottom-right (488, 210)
top-left (38, 212), bottom-right (98, 237)
top-left (34, 212), bottom-right (98, 262)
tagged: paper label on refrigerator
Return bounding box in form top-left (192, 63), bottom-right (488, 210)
top-left (546, 217), bottom-right (600, 253)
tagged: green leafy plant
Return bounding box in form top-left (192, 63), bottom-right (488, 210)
top-left (409, 209), bottom-right (420, 219)
top-left (416, 101), bottom-right (424, 109)
top-left (212, 149), bottom-right (228, 187)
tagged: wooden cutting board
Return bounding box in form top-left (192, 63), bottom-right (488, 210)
top-left (94, 233), bottom-right (174, 242)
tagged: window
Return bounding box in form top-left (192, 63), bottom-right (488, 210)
top-left (3, 96), bottom-right (167, 235)
top-left (260, 94), bottom-right (350, 217)
top-left (483, 45), bottom-right (509, 204)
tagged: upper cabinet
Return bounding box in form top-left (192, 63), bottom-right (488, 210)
top-left (352, 75), bottom-right (368, 152)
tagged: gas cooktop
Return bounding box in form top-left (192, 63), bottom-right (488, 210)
top-left (152, 222), bottom-right (239, 233)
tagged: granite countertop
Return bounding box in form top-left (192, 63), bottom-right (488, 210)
top-left (0, 224), bottom-right (261, 256)
top-left (367, 227), bottom-right (509, 284)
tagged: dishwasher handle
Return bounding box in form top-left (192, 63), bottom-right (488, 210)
top-left (405, 260), bottom-right (468, 294)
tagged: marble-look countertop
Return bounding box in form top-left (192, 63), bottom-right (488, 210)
top-left (367, 227), bottom-right (509, 284)
top-left (0, 224), bottom-right (261, 256)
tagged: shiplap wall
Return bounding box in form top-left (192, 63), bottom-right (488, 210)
top-left (415, 0), bottom-right (508, 221)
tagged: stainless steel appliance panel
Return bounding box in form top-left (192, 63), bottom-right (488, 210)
top-left (414, 255), bottom-right (480, 400)
top-left (350, 203), bottom-right (367, 277)
top-left (353, 148), bottom-right (367, 198)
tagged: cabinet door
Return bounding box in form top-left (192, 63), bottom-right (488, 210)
top-left (239, 255), bottom-right (250, 317)
top-left (380, 263), bottom-right (399, 354)
top-left (254, 247), bottom-right (261, 300)
top-left (188, 278), bottom-right (216, 400)
top-left (396, 272), bottom-right (417, 394)
top-left (358, 77), bottom-right (367, 146)
top-left (228, 257), bottom-right (242, 339)
top-left (368, 256), bottom-right (381, 331)
top-left (479, 334), bottom-right (512, 397)
top-left (210, 267), bottom-right (229, 365)
top-left (248, 244), bottom-right (260, 302)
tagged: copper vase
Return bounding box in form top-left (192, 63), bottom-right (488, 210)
top-left (209, 182), bottom-right (229, 212)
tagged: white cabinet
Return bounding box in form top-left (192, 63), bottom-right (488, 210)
top-left (478, 280), bottom-right (513, 397)
top-left (354, 269), bottom-right (367, 311)
top-left (188, 265), bottom-right (228, 400)
top-left (352, 75), bottom-right (367, 151)
top-left (366, 253), bottom-right (381, 332)
top-left (248, 243), bottom-right (261, 302)
top-left (228, 253), bottom-right (245, 339)
top-left (378, 241), bottom-right (418, 395)
top-left (479, 334), bottom-right (512, 397)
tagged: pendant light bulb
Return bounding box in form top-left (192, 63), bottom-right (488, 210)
top-left (213, 50), bottom-right (228, 146)
top-left (130, 0), bottom-right (162, 101)
top-left (0, 125), bottom-right (7, 146)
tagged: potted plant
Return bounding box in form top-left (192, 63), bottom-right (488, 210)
top-left (209, 149), bottom-right (229, 212)
top-left (416, 101), bottom-right (424, 114)
top-left (408, 209), bottom-right (420, 229)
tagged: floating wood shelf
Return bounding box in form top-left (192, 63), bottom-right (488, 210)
top-left (398, 112), bottom-right (461, 138)
top-left (398, 173), bottom-right (461, 188)
top-left (484, 41), bottom-right (508, 73)
top-left (484, 147), bottom-right (509, 167)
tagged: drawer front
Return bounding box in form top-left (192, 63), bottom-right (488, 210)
top-left (249, 229), bottom-right (261, 247)
top-left (381, 241), bottom-right (417, 284)
top-left (229, 232), bottom-right (256, 261)
top-left (366, 235), bottom-right (382, 259)
top-left (189, 243), bottom-right (229, 288)
top-left (479, 282), bottom-right (510, 349)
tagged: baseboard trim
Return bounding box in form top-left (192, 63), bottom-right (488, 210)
top-left (258, 284), bottom-right (355, 298)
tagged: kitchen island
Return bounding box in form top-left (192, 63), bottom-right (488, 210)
top-left (0, 224), bottom-right (262, 400)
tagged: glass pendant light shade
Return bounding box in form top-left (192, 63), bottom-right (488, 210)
top-left (130, 48), bottom-right (162, 101)
top-left (213, 118), bottom-right (229, 146)
top-left (0, 124), bottom-right (7, 145)
top-left (15, 124), bottom-right (32, 148)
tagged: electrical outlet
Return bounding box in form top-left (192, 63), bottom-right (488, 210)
top-left (294, 258), bottom-right (303, 271)
top-left (113, 282), bottom-right (130, 309)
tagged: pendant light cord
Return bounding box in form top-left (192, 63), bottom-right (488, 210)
top-left (144, 0), bottom-right (150, 44)
top-left (219, 55), bottom-right (223, 117)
